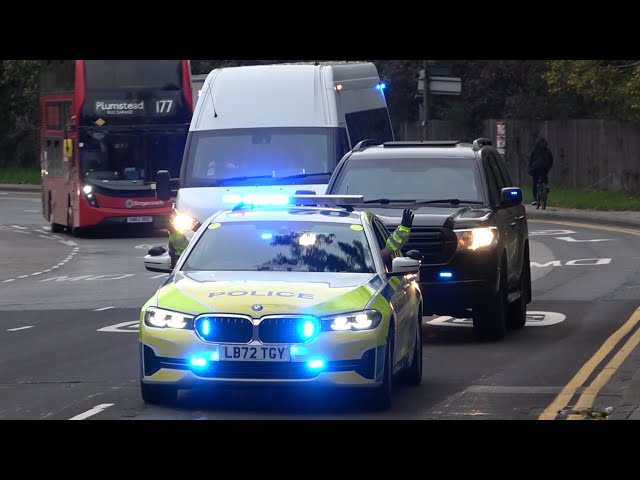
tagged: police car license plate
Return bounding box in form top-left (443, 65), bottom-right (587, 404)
top-left (127, 216), bottom-right (153, 223)
top-left (219, 345), bottom-right (291, 362)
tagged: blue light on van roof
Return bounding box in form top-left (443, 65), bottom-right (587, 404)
top-left (261, 233), bottom-right (273, 240)
top-left (376, 82), bottom-right (387, 91)
top-left (439, 271), bottom-right (453, 279)
top-left (222, 193), bottom-right (289, 206)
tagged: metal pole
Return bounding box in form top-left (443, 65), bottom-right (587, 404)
top-left (422, 60), bottom-right (429, 141)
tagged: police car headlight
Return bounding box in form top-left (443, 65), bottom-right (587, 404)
top-left (144, 307), bottom-right (193, 329)
top-left (321, 310), bottom-right (383, 331)
top-left (454, 227), bottom-right (498, 251)
top-left (172, 212), bottom-right (197, 232)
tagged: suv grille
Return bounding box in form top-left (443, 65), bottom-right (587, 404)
top-left (387, 224), bottom-right (457, 264)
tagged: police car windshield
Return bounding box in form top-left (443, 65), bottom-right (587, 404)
top-left (331, 157), bottom-right (484, 204)
top-left (182, 221), bottom-right (375, 274)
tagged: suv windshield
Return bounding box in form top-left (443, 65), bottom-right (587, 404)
top-left (331, 156), bottom-right (485, 203)
top-left (183, 221), bottom-right (375, 273)
top-left (184, 127), bottom-right (339, 187)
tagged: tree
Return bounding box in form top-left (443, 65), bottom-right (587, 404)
top-left (545, 60), bottom-right (640, 122)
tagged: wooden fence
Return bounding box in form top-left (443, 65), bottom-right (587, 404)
top-left (397, 119), bottom-right (640, 193)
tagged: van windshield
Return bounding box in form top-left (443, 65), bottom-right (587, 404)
top-left (183, 127), bottom-right (344, 187)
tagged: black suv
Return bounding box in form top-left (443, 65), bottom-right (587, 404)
top-left (325, 139), bottom-right (531, 341)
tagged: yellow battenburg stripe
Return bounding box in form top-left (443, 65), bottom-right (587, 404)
top-left (156, 277), bottom-right (380, 317)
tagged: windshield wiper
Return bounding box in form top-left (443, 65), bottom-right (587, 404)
top-left (363, 198), bottom-right (417, 204)
top-left (276, 172), bottom-right (333, 180)
top-left (218, 175), bottom-right (274, 184)
top-left (413, 199), bottom-right (484, 205)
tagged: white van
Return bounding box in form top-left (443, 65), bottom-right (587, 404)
top-left (155, 61), bottom-right (393, 226)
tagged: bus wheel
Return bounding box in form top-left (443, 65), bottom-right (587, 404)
top-left (49, 195), bottom-right (64, 233)
top-left (67, 203), bottom-right (84, 237)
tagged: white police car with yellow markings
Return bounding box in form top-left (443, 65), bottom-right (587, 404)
top-left (140, 195), bottom-right (424, 410)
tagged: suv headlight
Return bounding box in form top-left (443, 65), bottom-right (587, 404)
top-left (454, 227), bottom-right (498, 251)
top-left (144, 307), bottom-right (194, 329)
top-left (321, 310), bottom-right (383, 331)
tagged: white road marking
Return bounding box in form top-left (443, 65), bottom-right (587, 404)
top-left (7, 325), bottom-right (34, 332)
top-left (3, 244), bottom-right (79, 283)
top-left (426, 311), bottom-right (566, 328)
top-left (11, 225), bottom-right (27, 229)
top-left (24, 209), bottom-right (39, 213)
top-left (529, 229), bottom-right (576, 236)
top-left (556, 236), bottom-right (613, 243)
top-left (97, 321), bottom-right (139, 333)
top-left (68, 404), bottom-right (114, 420)
top-left (93, 306), bottom-right (116, 311)
top-left (149, 274), bottom-right (169, 279)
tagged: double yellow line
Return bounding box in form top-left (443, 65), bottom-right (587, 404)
top-left (531, 219), bottom-right (640, 420)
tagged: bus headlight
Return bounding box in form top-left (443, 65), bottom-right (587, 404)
top-left (454, 227), bottom-right (498, 251)
top-left (82, 184), bottom-right (98, 207)
top-left (172, 212), bottom-right (197, 232)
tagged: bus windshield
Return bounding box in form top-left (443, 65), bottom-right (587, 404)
top-left (79, 128), bottom-right (186, 182)
top-left (183, 127), bottom-right (341, 187)
top-left (84, 60), bottom-right (183, 90)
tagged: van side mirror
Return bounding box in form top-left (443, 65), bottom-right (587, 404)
top-left (500, 187), bottom-right (522, 207)
top-left (156, 170), bottom-right (171, 201)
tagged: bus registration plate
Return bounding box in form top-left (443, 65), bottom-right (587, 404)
top-left (127, 216), bottom-right (153, 223)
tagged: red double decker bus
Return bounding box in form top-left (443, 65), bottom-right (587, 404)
top-left (39, 60), bottom-right (193, 235)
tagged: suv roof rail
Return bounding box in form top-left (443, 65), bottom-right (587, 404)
top-left (472, 138), bottom-right (493, 151)
top-left (352, 139), bottom-right (383, 152)
top-left (382, 140), bottom-right (460, 148)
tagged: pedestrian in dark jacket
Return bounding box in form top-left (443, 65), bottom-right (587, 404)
top-left (528, 138), bottom-right (553, 204)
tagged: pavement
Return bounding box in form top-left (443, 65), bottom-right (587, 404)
top-left (2, 182), bottom-right (640, 419)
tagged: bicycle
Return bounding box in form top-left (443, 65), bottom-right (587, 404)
top-left (535, 176), bottom-right (549, 210)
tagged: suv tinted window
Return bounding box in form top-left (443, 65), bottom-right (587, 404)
top-left (494, 154), bottom-right (513, 186)
top-left (482, 154), bottom-right (502, 205)
top-left (331, 156), bottom-right (484, 203)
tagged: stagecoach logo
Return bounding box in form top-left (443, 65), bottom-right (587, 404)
top-left (125, 199), bottom-right (164, 208)
top-left (95, 100), bottom-right (145, 116)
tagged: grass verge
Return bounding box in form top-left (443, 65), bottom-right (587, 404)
top-left (523, 186), bottom-right (640, 211)
top-left (0, 167), bottom-right (40, 185)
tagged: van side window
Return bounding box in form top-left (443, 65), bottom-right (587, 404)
top-left (345, 108), bottom-right (393, 144)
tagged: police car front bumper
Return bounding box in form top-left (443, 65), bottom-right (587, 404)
top-left (139, 325), bottom-right (387, 388)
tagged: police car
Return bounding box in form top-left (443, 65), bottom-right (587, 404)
top-left (140, 195), bottom-right (424, 410)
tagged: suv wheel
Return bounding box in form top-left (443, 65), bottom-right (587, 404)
top-left (473, 262), bottom-right (508, 341)
top-left (508, 255), bottom-right (530, 330)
